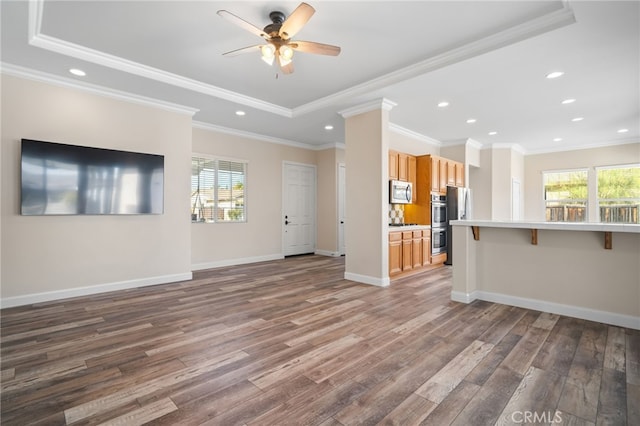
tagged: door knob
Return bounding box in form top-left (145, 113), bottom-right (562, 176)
top-left (285, 220), bottom-right (289, 225)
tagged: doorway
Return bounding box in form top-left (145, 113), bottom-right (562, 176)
top-left (283, 162), bottom-right (316, 256)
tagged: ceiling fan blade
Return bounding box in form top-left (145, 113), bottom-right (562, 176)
top-left (217, 10), bottom-right (268, 40)
top-left (221, 45), bottom-right (263, 57)
top-left (291, 41), bottom-right (341, 56)
top-left (279, 2), bottom-right (315, 40)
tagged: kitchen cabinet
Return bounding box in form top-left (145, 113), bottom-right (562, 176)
top-left (455, 163), bottom-right (465, 187)
top-left (447, 161), bottom-right (456, 186)
top-left (412, 230), bottom-right (423, 269)
top-left (389, 228), bottom-right (431, 277)
top-left (422, 232), bottom-right (431, 265)
top-left (402, 231), bottom-right (413, 271)
top-left (389, 151), bottom-right (416, 185)
top-left (389, 232), bottom-right (402, 275)
top-left (389, 151), bottom-right (399, 180)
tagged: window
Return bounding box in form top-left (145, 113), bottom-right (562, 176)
top-left (543, 170), bottom-right (588, 222)
top-left (597, 165), bottom-right (640, 224)
top-left (191, 156), bottom-right (247, 223)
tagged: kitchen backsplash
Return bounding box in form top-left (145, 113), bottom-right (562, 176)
top-left (389, 204), bottom-right (405, 224)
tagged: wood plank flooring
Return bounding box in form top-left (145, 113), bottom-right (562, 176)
top-left (1, 255), bottom-right (637, 425)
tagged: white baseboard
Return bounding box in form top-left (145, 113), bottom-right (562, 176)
top-left (450, 290), bottom-right (478, 304)
top-left (0, 272), bottom-right (193, 309)
top-left (451, 289), bottom-right (640, 330)
top-left (314, 249), bottom-right (342, 257)
top-left (344, 272), bottom-right (390, 287)
top-left (191, 254), bottom-right (284, 271)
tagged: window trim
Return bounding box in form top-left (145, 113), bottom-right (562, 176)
top-left (595, 163), bottom-right (640, 223)
top-left (542, 168), bottom-right (589, 222)
top-left (191, 153), bottom-right (248, 224)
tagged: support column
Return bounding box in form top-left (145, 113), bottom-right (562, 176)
top-left (339, 99), bottom-right (397, 287)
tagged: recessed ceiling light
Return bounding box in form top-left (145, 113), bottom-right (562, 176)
top-left (437, 101), bottom-right (449, 108)
top-left (324, 125), bottom-right (334, 130)
top-left (466, 118), bottom-right (477, 124)
top-left (235, 110), bottom-right (246, 116)
top-left (546, 71), bottom-right (564, 79)
top-left (617, 128), bottom-right (629, 133)
top-left (69, 68), bottom-right (86, 76)
top-left (561, 98), bottom-right (576, 104)
top-left (488, 131), bottom-right (497, 136)
top-left (553, 137), bottom-right (563, 142)
top-left (571, 117), bottom-right (584, 122)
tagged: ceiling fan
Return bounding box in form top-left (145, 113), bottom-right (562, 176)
top-left (217, 2), bottom-right (341, 74)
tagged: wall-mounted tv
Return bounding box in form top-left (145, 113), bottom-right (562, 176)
top-left (21, 139), bottom-right (164, 215)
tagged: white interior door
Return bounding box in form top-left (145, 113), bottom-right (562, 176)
top-left (338, 163), bottom-right (346, 256)
top-left (283, 162), bottom-right (316, 256)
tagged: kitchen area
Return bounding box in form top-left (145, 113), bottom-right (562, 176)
top-left (388, 150), bottom-right (470, 278)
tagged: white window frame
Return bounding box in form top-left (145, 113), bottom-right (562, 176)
top-left (542, 168), bottom-right (589, 222)
top-left (191, 153), bottom-right (248, 223)
top-left (595, 163), bottom-right (640, 223)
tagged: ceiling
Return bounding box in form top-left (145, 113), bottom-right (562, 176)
top-left (1, 1), bottom-right (638, 154)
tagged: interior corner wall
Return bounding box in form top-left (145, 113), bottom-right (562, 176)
top-left (344, 109), bottom-right (388, 284)
top-left (316, 147), bottom-right (344, 256)
top-left (490, 147), bottom-right (513, 220)
top-left (1, 74), bottom-right (193, 305)
top-left (191, 127), bottom-right (317, 268)
top-left (389, 130), bottom-right (439, 156)
top-left (469, 148), bottom-right (493, 220)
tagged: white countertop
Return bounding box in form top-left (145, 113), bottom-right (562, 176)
top-left (450, 219), bottom-right (640, 234)
top-left (388, 224), bottom-right (431, 232)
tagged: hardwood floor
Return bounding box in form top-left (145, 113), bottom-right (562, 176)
top-left (1, 255), bottom-right (637, 425)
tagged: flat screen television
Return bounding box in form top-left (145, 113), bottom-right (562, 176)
top-left (21, 139), bottom-right (164, 215)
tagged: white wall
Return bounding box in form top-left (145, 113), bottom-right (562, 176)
top-left (191, 127), bottom-right (318, 269)
top-left (524, 143), bottom-right (640, 221)
top-left (316, 147), bottom-right (345, 256)
top-left (1, 75), bottom-right (193, 305)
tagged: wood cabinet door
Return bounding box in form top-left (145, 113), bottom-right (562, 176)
top-left (430, 157), bottom-right (440, 192)
top-left (412, 236), bottom-right (422, 269)
top-left (455, 162), bottom-right (465, 187)
top-left (447, 161), bottom-right (456, 186)
top-left (389, 151), bottom-right (399, 180)
top-left (398, 153), bottom-right (408, 181)
top-left (439, 159), bottom-right (448, 192)
top-left (389, 240), bottom-right (402, 275)
top-left (422, 235), bottom-right (431, 265)
top-left (402, 237), bottom-right (413, 271)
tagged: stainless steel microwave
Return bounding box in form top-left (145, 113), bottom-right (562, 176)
top-left (389, 180), bottom-right (413, 204)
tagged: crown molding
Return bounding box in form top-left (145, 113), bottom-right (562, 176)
top-left (389, 123), bottom-right (441, 146)
top-left (525, 138), bottom-right (640, 155)
top-left (27, 1), bottom-right (290, 118)
top-left (293, 3), bottom-right (576, 117)
top-left (193, 121), bottom-right (310, 150)
top-left (1, 62), bottom-right (199, 116)
top-left (490, 143), bottom-right (527, 155)
top-left (338, 98), bottom-right (397, 118)
top-left (27, 0), bottom-right (575, 120)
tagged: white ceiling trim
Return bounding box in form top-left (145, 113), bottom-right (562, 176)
top-left (338, 98), bottom-right (397, 118)
top-left (1, 62), bottom-right (199, 116)
top-left (193, 120), bottom-right (317, 150)
top-left (28, 0), bottom-right (291, 118)
top-left (524, 138), bottom-right (640, 156)
top-left (389, 123), bottom-right (441, 147)
top-left (292, 3), bottom-right (576, 117)
top-left (28, 0), bottom-right (575, 121)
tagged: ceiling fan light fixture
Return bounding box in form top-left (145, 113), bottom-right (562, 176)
top-left (261, 44), bottom-right (276, 65)
top-left (279, 45), bottom-right (294, 66)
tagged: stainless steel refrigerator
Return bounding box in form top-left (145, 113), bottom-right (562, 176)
top-left (444, 186), bottom-right (471, 265)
